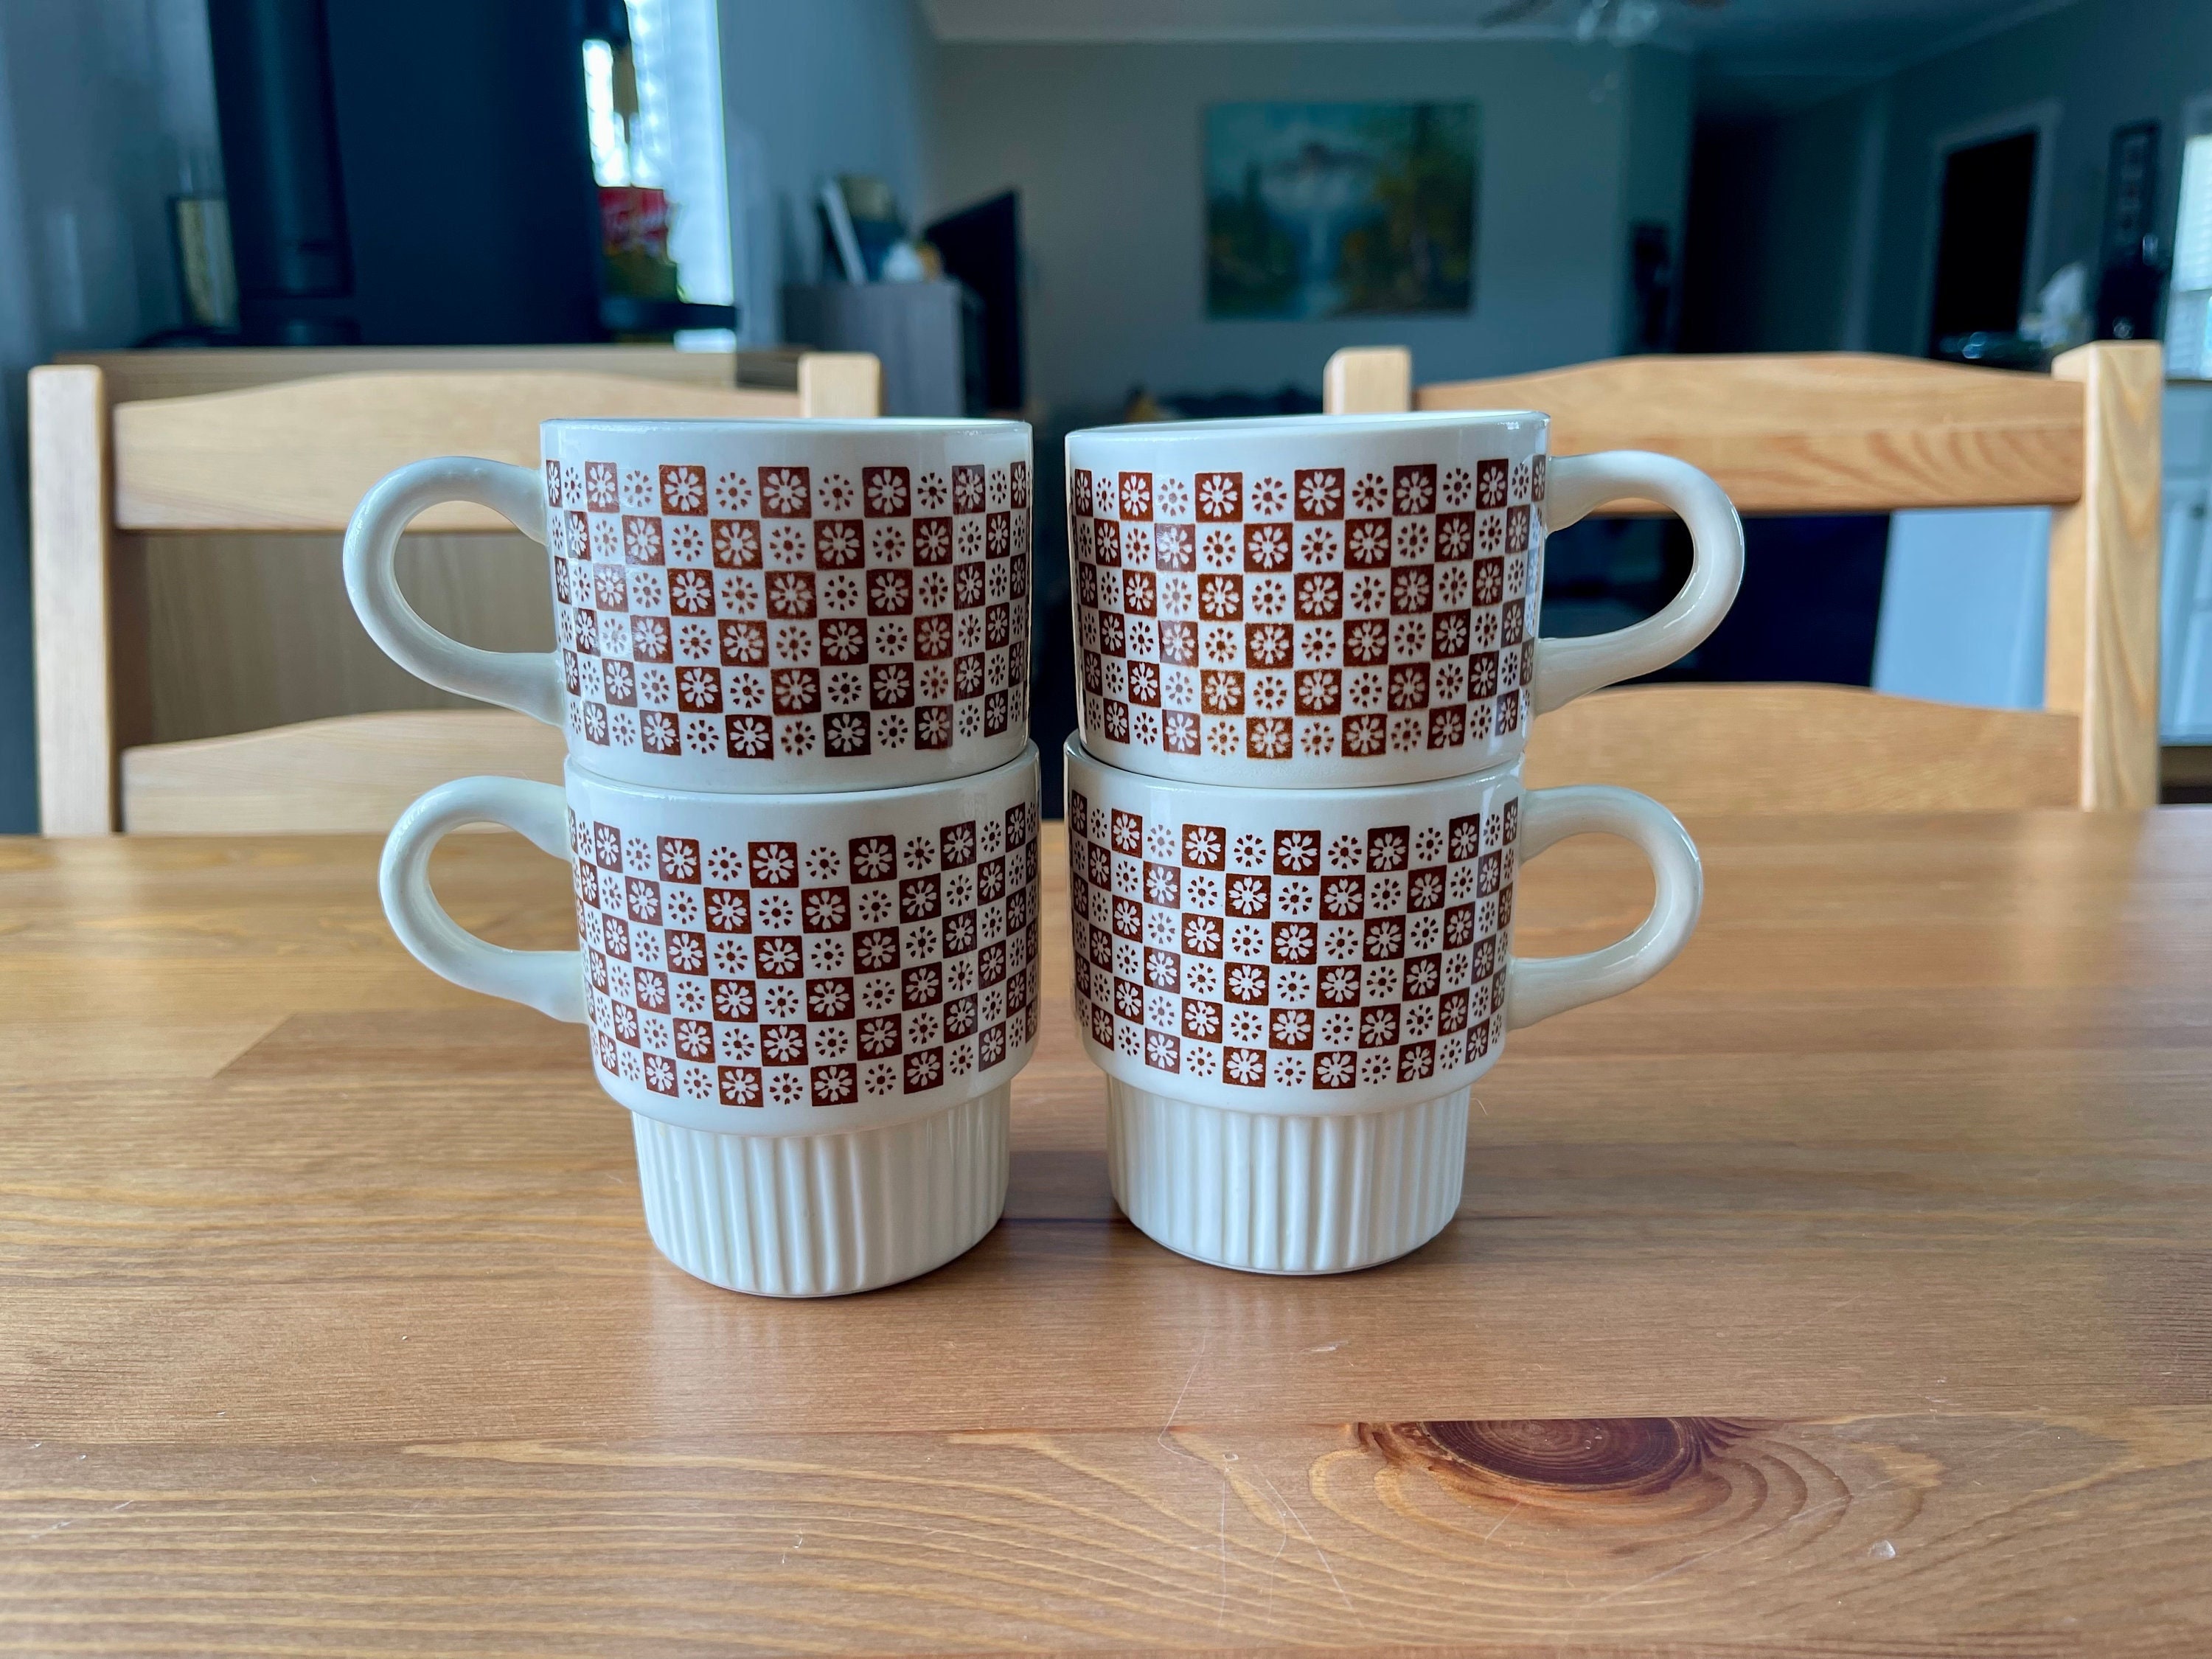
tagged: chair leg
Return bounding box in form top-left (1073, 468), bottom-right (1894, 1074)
top-left (797, 352), bottom-right (883, 418)
top-left (2048, 341), bottom-right (2163, 809)
top-left (1323, 347), bottom-right (1413, 416)
top-left (29, 365), bottom-right (122, 835)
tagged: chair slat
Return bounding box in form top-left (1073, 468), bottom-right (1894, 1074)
top-left (58, 344), bottom-right (745, 403)
top-left (1411, 353), bottom-right (2085, 512)
top-left (113, 372), bottom-right (807, 533)
top-left (120, 709), bottom-right (567, 834)
top-left (1523, 684), bottom-right (2081, 814)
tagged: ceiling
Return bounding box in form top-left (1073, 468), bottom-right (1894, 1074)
top-left (919, 0), bottom-right (2079, 114)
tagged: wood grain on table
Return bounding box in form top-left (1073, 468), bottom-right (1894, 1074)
top-left (3, 813), bottom-right (2210, 1656)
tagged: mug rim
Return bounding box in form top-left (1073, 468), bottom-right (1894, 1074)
top-left (1066, 410), bottom-right (1548, 442)
top-left (1064, 734), bottom-right (1522, 809)
top-left (566, 740), bottom-right (1040, 808)
top-left (542, 417), bottom-right (1029, 438)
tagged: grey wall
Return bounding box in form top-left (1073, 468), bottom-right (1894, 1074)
top-left (1683, 88), bottom-right (1879, 354)
top-left (929, 39), bottom-right (1691, 413)
top-left (1703, 0), bottom-right (2212, 357)
top-left (720, 0), bottom-right (938, 345)
top-left (1618, 41), bottom-right (1693, 341)
top-left (1863, 0), bottom-right (2212, 355)
top-left (0, 0), bottom-right (219, 831)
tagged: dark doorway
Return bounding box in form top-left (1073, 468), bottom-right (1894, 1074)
top-left (1926, 128), bottom-right (2039, 355)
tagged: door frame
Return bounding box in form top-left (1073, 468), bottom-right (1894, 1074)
top-left (1918, 99), bottom-right (2062, 355)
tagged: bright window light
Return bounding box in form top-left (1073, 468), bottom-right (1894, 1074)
top-left (2175, 133), bottom-right (2212, 290)
top-left (2169, 127), bottom-right (2212, 377)
top-left (625, 0), bottom-right (733, 306)
top-left (582, 39), bottom-right (630, 187)
top-left (583, 4), bottom-right (733, 307)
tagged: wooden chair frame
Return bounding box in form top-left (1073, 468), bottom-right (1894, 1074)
top-left (1323, 344), bottom-right (2163, 812)
top-left (29, 347), bottom-right (882, 834)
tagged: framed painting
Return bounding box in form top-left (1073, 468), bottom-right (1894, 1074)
top-left (1205, 101), bottom-right (1478, 319)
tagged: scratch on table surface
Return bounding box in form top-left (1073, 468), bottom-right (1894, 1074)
top-left (1158, 1337), bottom-right (1208, 1456)
top-left (1260, 1481), bottom-right (1290, 1615)
top-left (1262, 1472), bottom-right (1353, 1611)
top-left (1217, 1472), bottom-right (1229, 1625)
top-left (1482, 1492), bottom-right (1521, 1543)
top-left (1153, 1338), bottom-right (1234, 1624)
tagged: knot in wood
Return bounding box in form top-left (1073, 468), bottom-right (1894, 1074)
top-left (1361, 1417), bottom-right (1752, 1503)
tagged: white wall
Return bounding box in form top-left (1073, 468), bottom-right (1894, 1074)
top-left (0, 0), bottom-right (220, 830)
top-left (1871, 509), bottom-right (2049, 709)
top-left (718, 0), bottom-right (938, 345)
top-left (930, 38), bottom-right (1690, 412)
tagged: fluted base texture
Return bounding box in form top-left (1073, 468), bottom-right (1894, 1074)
top-left (1107, 1082), bottom-right (1468, 1274)
top-left (632, 1087), bottom-right (1009, 1296)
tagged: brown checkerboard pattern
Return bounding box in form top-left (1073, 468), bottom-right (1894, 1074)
top-left (549, 458), bottom-right (1030, 767)
top-left (574, 802), bottom-right (1043, 1110)
top-left (1066, 790), bottom-right (1520, 1093)
top-left (1071, 456), bottom-right (1541, 766)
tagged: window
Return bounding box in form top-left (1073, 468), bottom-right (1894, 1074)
top-left (582, 0), bottom-right (734, 331)
top-left (2167, 97), bottom-right (2212, 378)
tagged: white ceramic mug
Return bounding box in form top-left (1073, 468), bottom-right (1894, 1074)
top-left (1064, 737), bottom-right (1700, 1274)
top-left (347, 418), bottom-right (1033, 793)
top-left (1065, 413), bottom-right (1742, 787)
top-left (380, 747), bottom-right (1043, 1295)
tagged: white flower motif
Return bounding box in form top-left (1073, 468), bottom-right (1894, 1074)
top-left (762, 467), bottom-right (810, 515)
top-left (662, 468), bottom-right (705, 512)
top-left (1297, 473), bottom-right (1342, 516)
top-left (866, 470), bottom-right (909, 514)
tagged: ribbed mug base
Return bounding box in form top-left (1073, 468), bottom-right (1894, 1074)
top-left (1106, 1080), bottom-right (1468, 1274)
top-left (631, 1085), bottom-right (1010, 1296)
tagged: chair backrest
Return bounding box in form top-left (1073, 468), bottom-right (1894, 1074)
top-left (1322, 344), bottom-right (2163, 812)
top-left (29, 347), bottom-right (881, 834)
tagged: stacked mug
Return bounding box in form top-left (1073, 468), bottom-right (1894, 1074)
top-left (1062, 412), bottom-right (1745, 1274)
top-left (347, 417), bottom-right (1041, 1296)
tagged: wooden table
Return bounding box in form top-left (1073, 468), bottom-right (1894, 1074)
top-left (4, 811), bottom-right (2210, 1655)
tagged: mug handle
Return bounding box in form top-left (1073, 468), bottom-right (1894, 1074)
top-left (380, 775), bottom-right (586, 1023)
top-left (1505, 784), bottom-right (1702, 1029)
top-left (343, 456), bottom-right (566, 723)
top-left (1531, 451), bottom-right (1745, 714)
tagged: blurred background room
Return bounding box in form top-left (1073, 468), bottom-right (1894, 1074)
top-left (1, 0), bottom-right (2208, 830)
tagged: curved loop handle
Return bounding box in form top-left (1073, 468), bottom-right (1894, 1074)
top-left (1505, 784), bottom-right (1702, 1030)
top-left (343, 456), bottom-right (565, 723)
top-left (1531, 451), bottom-right (1745, 714)
top-left (380, 776), bottom-right (585, 1023)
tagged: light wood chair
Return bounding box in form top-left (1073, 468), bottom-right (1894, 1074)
top-left (30, 347), bottom-right (883, 834)
top-left (1323, 344), bottom-right (2163, 812)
